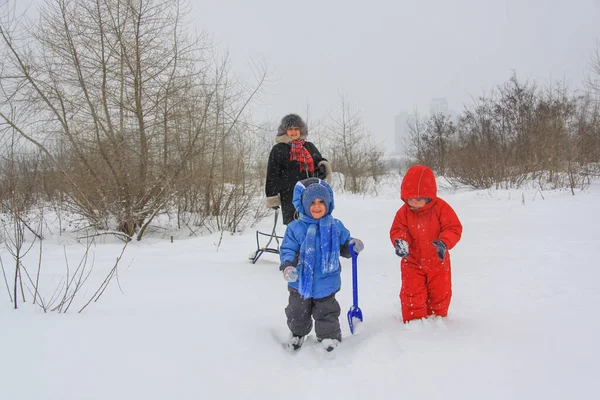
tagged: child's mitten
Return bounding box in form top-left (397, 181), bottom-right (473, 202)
top-left (394, 239), bottom-right (409, 258)
top-left (432, 240), bottom-right (447, 260)
top-left (283, 266), bottom-right (298, 282)
top-left (349, 238), bottom-right (364, 253)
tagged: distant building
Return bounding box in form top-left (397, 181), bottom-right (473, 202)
top-left (430, 98), bottom-right (449, 116)
top-left (430, 97), bottom-right (460, 123)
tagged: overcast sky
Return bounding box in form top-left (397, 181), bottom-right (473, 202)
top-left (191, 0), bottom-right (600, 148)
top-left (10, 0), bottom-right (600, 149)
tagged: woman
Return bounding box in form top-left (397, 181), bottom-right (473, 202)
top-left (265, 114), bottom-right (332, 225)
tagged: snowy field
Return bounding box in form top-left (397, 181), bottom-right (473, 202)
top-left (1, 177), bottom-right (599, 400)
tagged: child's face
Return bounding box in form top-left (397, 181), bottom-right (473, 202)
top-left (309, 198), bottom-right (327, 219)
top-left (406, 198), bottom-right (428, 210)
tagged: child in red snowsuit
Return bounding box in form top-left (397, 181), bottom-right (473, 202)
top-left (389, 165), bottom-right (462, 323)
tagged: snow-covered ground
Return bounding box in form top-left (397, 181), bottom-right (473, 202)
top-left (1, 177), bottom-right (599, 400)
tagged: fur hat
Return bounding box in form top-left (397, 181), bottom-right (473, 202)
top-left (277, 114), bottom-right (308, 138)
top-left (301, 181), bottom-right (332, 215)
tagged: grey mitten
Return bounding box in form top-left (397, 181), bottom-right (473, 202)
top-left (394, 239), bottom-right (409, 258)
top-left (283, 266), bottom-right (298, 282)
top-left (280, 261), bottom-right (297, 282)
top-left (349, 238), bottom-right (364, 253)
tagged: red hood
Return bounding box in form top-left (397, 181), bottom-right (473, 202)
top-left (400, 165), bottom-right (437, 201)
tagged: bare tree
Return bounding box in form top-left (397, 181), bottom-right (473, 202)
top-left (406, 109), bottom-right (427, 164)
top-left (588, 41), bottom-right (600, 96)
top-left (325, 93), bottom-right (384, 194)
top-left (0, 0), bottom-right (266, 239)
top-left (573, 93), bottom-right (600, 173)
top-left (421, 113), bottom-right (455, 176)
top-left (0, 129), bottom-right (41, 308)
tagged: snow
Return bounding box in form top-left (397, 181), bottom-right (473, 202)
top-left (1, 178), bottom-right (599, 399)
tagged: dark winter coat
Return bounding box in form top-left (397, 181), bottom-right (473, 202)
top-left (265, 140), bottom-right (327, 224)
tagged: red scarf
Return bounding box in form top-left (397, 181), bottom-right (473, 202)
top-left (290, 140), bottom-right (315, 173)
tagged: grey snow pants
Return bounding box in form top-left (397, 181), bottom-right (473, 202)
top-left (285, 287), bottom-right (342, 341)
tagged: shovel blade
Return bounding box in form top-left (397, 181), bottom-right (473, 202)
top-left (347, 306), bottom-right (363, 334)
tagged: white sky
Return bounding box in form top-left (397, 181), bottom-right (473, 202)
top-left (191, 0), bottom-right (600, 147)
top-left (8, 0), bottom-right (600, 147)
top-left (1, 175), bottom-right (599, 399)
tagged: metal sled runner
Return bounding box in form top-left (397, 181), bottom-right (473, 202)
top-left (250, 209), bottom-right (283, 264)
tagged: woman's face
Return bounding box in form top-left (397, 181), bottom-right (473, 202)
top-left (286, 127), bottom-right (301, 140)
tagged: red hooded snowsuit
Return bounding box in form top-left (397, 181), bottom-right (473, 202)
top-left (389, 165), bottom-right (462, 322)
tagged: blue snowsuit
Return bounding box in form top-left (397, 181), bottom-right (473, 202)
top-left (279, 178), bottom-right (354, 341)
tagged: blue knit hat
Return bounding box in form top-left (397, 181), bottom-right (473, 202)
top-left (292, 178), bottom-right (335, 216)
top-left (302, 183), bottom-right (331, 214)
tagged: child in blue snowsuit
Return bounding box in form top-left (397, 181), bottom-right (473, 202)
top-left (279, 178), bottom-right (364, 351)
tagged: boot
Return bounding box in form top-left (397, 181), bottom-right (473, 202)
top-left (317, 338), bottom-right (340, 352)
top-left (287, 334), bottom-right (305, 351)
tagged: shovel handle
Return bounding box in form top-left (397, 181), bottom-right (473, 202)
top-left (349, 243), bottom-right (359, 308)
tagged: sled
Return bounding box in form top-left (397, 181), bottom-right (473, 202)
top-left (249, 209), bottom-right (283, 264)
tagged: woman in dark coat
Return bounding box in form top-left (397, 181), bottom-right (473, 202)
top-left (265, 114), bottom-right (332, 225)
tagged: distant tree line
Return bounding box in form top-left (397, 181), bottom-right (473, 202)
top-left (406, 73), bottom-right (600, 192)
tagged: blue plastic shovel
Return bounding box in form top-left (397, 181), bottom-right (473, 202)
top-left (347, 244), bottom-right (363, 334)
